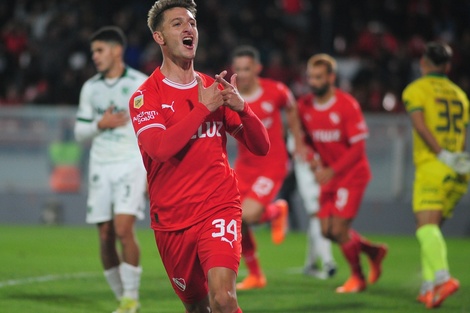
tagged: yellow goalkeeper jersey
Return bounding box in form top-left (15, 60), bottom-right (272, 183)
top-left (402, 73), bottom-right (469, 165)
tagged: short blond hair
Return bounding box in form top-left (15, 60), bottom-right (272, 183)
top-left (307, 53), bottom-right (337, 73)
top-left (147, 0), bottom-right (197, 32)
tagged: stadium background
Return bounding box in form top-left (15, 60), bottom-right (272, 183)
top-left (1, 0), bottom-right (470, 236)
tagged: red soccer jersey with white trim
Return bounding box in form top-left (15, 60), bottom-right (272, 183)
top-left (234, 78), bottom-right (293, 173)
top-left (129, 68), bottom-right (243, 231)
top-left (297, 89), bottom-right (371, 190)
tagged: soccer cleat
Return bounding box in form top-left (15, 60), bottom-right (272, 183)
top-left (271, 199), bottom-right (289, 245)
top-left (431, 277), bottom-right (460, 308)
top-left (335, 275), bottom-right (366, 293)
top-left (367, 244), bottom-right (388, 284)
top-left (304, 262), bottom-right (337, 280)
top-left (416, 290), bottom-right (434, 309)
top-left (236, 274), bottom-right (267, 290)
top-left (113, 297), bottom-right (140, 313)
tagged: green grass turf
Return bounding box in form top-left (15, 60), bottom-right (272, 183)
top-left (0, 224), bottom-right (469, 313)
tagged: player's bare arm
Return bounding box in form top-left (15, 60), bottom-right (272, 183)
top-left (216, 71), bottom-right (246, 112)
top-left (196, 74), bottom-right (224, 112)
top-left (98, 106), bottom-right (128, 129)
top-left (314, 166), bottom-right (335, 185)
top-left (286, 104), bottom-right (310, 161)
top-left (409, 110), bottom-right (442, 154)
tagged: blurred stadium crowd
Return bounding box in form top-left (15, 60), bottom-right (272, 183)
top-left (1, 0), bottom-right (470, 112)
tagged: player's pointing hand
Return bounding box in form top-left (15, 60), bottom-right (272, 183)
top-left (196, 75), bottom-right (224, 112)
top-left (216, 72), bottom-right (245, 112)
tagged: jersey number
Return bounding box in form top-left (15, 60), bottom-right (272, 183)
top-left (436, 98), bottom-right (464, 133)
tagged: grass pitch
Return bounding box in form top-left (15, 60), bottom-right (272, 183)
top-left (1, 224), bottom-right (469, 312)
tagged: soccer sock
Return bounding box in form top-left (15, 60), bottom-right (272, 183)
top-left (259, 203), bottom-right (280, 223)
top-left (349, 229), bottom-right (379, 258)
top-left (304, 217), bottom-right (318, 268)
top-left (310, 217), bottom-right (334, 266)
top-left (234, 308), bottom-right (243, 313)
top-left (340, 235), bottom-right (364, 279)
top-left (241, 228), bottom-right (262, 277)
top-left (104, 266), bottom-right (123, 300)
top-left (119, 262), bottom-right (142, 300)
top-left (416, 224), bottom-right (449, 285)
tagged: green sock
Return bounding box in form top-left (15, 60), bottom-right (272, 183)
top-left (416, 224), bottom-right (449, 282)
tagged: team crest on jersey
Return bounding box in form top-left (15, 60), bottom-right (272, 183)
top-left (329, 112), bottom-right (340, 125)
top-left (261, 101), bottom-right (274, 113)
top-left (172, 278), bottom-right (186, 291)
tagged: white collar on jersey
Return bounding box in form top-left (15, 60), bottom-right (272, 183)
top-left (163, 77), bottom-right (197, 89)
top-left (313, 95), bottom-right (337, 111)
top-left (241, 85), bottom-right (263, 103)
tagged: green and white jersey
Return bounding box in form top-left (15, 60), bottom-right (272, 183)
top-left (75, 67), bottom-right (147, 164)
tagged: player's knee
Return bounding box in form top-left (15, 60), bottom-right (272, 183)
top-left (242, 209), bottom-right (261, 224)
top-left (210, 290), bottom-right (238, 313)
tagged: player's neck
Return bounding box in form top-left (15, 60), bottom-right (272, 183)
top-left (314, 88), bottom-right (335, 105)
top-left (104, 62), bottom-right (125, 79)
top-left (239, 78), bottom-right (260, 97)
top-left (160, 58), bottom-right (195, 84)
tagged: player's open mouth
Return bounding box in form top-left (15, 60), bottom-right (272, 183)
top-left (183, 37), bottom-right (193, 48)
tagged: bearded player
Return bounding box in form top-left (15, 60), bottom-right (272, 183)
top-left (296, 53), bottom-right (388, 293)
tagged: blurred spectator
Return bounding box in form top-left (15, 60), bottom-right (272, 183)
top-left (0, 0), bottom-right (469, 111)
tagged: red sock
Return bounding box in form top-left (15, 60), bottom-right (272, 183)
top-left (241, 228), bottom-right (262, 276)
top-left (340, 235), bottom-right (364, 278)
top-left (349, 229), bottom-right (379, 258)
top-left (259, 202), bottom-right (280, 223)
top-left (233, 308), bottom-right (242, 313)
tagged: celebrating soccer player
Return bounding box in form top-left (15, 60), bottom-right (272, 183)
top-left (74, 26), bottom-right (148, 313)
top-left (402, 41), bottom-right (469, 309)
top-left (129, 1), bottom-right (269, 312)
top-left (295, 53), bottom-right (388, 293)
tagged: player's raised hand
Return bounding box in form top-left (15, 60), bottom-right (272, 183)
top-left (98, 106), bottom-right (128, 130)
top-left (216, 71), bottom-right (245, 112)
top-left (196, 74), bottom-right (224, 112)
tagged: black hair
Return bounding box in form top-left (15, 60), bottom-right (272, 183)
top-left (89, 26), bottom-right (127, 48)
top-left (232, 45), bottom-right (260, 63)
top-left (424, 42), bottom-right (452, 66)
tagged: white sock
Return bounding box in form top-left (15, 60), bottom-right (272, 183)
top-left (435, 270), bottom-right (451, 286)
top-left (120, 262), bottom-right (142, 300)
top-left (104, 266), bottom-right (123, 300)
top-left (309, 217), bottom-right (335, 266)
top-left (304, 218), bottom-right (318, 268)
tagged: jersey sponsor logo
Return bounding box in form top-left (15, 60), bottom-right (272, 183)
top-left (162, 101), bottom-right (175, 112)
top-left (172, 278), bottom-right (187, 291)
top-left (261, 101), bottom-right (274, 113)
top-left (311, 129), bottom-right (341, 142)
top-left (133, 90), bottom-right (145, 109)
top-left (133, 110), bottom-right (158, 124)
top-left (212, 218), bottom-right (238, 249)
top-left (329, 112), bottom-right (340, 124)
top-left (191, 121), bottom-right (223, 139)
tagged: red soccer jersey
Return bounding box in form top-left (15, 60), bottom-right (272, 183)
top-left (234, 78), bottom-right (293, 174)
top-left (129, 68), bottom-right (245, 231)
top-left (297, 89), bottom-right (371, 190)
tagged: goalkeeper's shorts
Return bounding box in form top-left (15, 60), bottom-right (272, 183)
top-left (413, 160), bottom-right (469, 218)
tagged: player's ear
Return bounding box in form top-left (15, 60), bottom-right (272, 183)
top-left (153, 31), bottom-right (165, 45)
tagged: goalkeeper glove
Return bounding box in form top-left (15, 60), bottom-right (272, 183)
top-left (437, 149), bottom-right (470, 174)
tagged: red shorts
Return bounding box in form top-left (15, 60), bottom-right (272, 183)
top-left (154, 207), bottom-right (242, 303)
top-left (317, 184), bottom-right (367, 219)
top-left (236, 167), bottom-right (287, 207)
